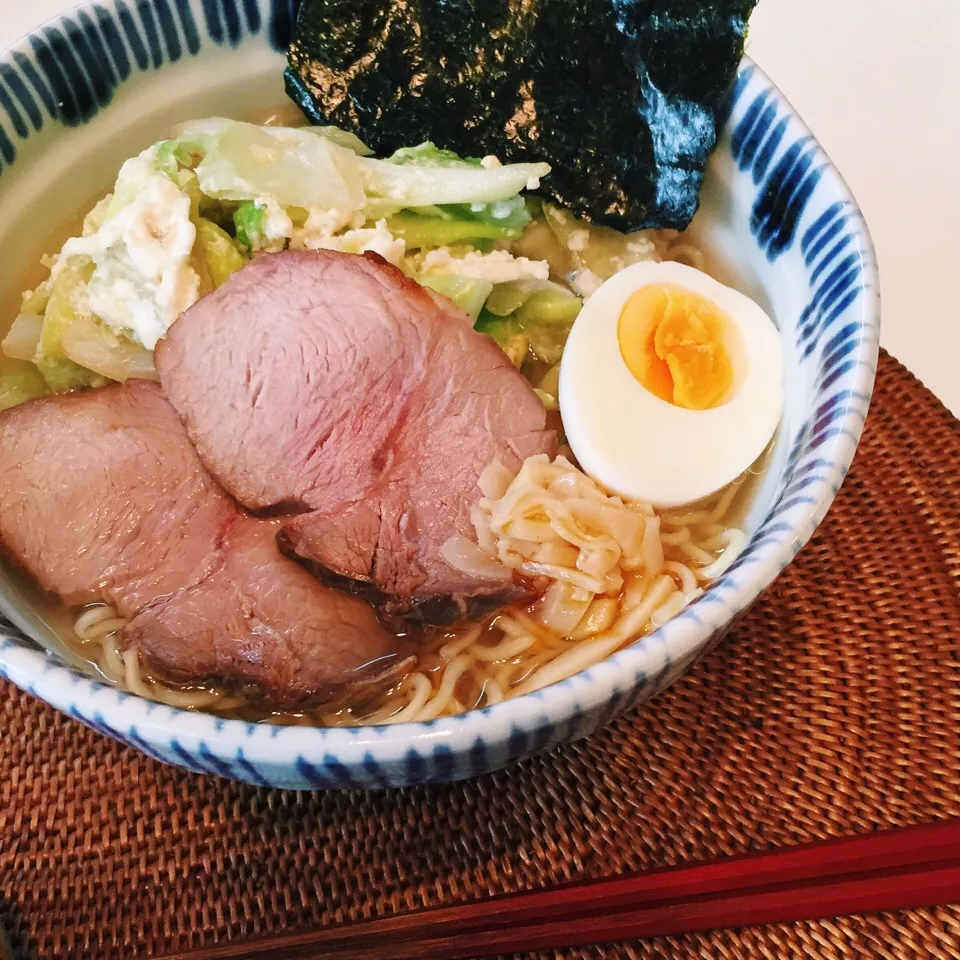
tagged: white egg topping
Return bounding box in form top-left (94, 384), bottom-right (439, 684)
top-left (559, 260), bottom-right (783, 508)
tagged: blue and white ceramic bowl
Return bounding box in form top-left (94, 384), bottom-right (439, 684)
top-left (0, 0), bottom-right (880, 789)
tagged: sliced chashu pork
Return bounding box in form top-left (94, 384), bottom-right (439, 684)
top-left (0, 381), bottom-right (399, 705)
top-left (156, 249), bottom-right (556, 622)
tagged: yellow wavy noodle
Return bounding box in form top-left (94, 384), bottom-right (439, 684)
top-left (66, 458), bottom-right (750, 727)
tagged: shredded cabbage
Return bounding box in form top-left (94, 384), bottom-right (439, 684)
top-left (4, 118), bottom-right (571, 397)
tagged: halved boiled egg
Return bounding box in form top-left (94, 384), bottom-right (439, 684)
top-left (558, 260), bottom-right (783, 508)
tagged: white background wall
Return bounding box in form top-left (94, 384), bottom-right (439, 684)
top-left (4, 1), bottom-right (960, 413)
top-left (749, 0), bottom-right (960, 414)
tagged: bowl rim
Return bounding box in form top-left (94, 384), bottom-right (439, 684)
top-left (0, 6), bottom-right (881, 774)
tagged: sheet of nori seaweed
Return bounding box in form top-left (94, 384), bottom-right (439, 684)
top-left (285, 0), bottom-right (758, 232)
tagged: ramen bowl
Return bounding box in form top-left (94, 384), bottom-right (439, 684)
top-left (0, 0), bottom-right (879, 788)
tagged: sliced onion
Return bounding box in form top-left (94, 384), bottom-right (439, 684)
top-left (535, 580), bottom-right (592, 637)
top-left (440, 535), bottom-right (511, 581)
top-left (532, 541), bottom-right (579, 567)
top-left (477, 459), bottom-right (514, 500)
top-left (576, 545), bottom-right (620, 581)
top-left (470, 502), bottom-right (498, 555)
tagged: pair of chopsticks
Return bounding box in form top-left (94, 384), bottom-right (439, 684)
top-left (155, 818), bottom-right (960, 959)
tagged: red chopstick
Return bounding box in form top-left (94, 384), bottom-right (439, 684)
top-left (152, 819), bottom-right (960, 960)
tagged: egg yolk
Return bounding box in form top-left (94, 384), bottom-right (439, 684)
top-left (617, 284), bottom-right (735, 410)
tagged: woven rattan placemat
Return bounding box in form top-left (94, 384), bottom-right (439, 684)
top-left (1, 348), bottom-right (959, 960)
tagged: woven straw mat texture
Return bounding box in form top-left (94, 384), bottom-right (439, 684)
top-left (1, 348), bottom-right (959, 960)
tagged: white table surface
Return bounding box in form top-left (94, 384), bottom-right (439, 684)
top-left (4, 1), bottom-right (959, 415)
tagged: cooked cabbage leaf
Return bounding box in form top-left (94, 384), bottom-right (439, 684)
top-left (60, 314), bottom-right (159, 383)
top-left (477, 280), bottom-right (581, 364)
top-left (2, 314), bottom-right (44, 362)
top-left (388, 211), bottom-right (522, 249)
top-left (361, 155), bottom-right (548, 208)
top-left (185, 119), bottom-right (368, 213)
top-left (388, 142), bottom-right (478, 167)
top-left (34, 258), bottom-right (107, 392)
top-left (418, 274), bottom-right (493, 320)
top-left (475, 309), bottom-right (522, 345)
top-left (0, 363), bottom-right (50, 412)
top-left (174, 118), bottom-right (549, 219)
top-left (195, 219), bottom-right (248, 287)
top-left (234, 202), bottom-right (266, 249)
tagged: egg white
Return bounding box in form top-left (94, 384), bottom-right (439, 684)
top-left (558, 260), bottom-right (783, 508)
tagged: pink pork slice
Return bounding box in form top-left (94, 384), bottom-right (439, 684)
top-left (155, 249), bottom-right (556, 623)
top-left (0, 381), bottom-right (399, 705)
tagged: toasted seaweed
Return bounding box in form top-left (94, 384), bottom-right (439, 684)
top-left (285, 0), bottom-right (757, 232)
